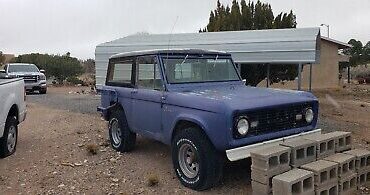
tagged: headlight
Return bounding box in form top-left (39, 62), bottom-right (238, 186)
top-left (304, 108), bottom-right (314, 123)
top-left (237, 117), bottom-right (249, 136)
top-left (39, 74), bottom-right (46, 80)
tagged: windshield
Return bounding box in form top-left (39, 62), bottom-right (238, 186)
top-left (162, 56), bottom-right (240, 84)
top-left (8, 65), bottom-right (39, 73)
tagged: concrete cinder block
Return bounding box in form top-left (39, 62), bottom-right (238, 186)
top-left (252, 180), bottom-right (271, 195)
top-left (251, 165), bottom-right (291, 185)
top-left (272, 168), bottom-right (314, 195)
top-left (300, 160), bottom-right (338, 188)
top-left (281, 138), bottom-right (317, 167)
top-left (315, 182), bottom-right (338, 195)
top-left (343, 149), bottom-right (370, 172)
top-left (305, 133), bottom-right (335, 159)
top-left (357, 170), bottom-right (370, 188)
top-left (251, 145), bottom-right (291, 176)
top-left (324, 153), bottom-right (356, 179)
top-left (324, 131), bottom-right (352, 152)
top-left (338, 173), bottom-right (357, 195)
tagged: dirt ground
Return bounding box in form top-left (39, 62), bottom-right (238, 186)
top-left (0, 85), bottom-right (369, 194)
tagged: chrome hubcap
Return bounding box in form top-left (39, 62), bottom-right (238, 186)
top-left (7, 125), bottom-right (16, 152)
top-left (178, 143), bottom-right (199, 179)
top-left (110, 119), bottom-right (122, 146)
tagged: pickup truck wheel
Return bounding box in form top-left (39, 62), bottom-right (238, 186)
top-left (172, 127), bottom-right (223, 191)
top-left (0, 116), bottom-right (18, 158)
top-left (39, 89), bottom-right (47, 94)
top-left (108, 109), bottom-right (136, 152)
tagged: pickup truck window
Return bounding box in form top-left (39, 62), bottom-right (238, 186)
top-left (137, 56), bottom-right (163, 90)
top-left (106, 58), bottom-right (134, 86)
top-left (163, 57), bottom-right (240, 84)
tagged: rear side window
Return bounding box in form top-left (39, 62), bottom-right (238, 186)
top-left (137, 55), bottom-right (163, 90)
top-left (106, 58), bottom-right (134, 87)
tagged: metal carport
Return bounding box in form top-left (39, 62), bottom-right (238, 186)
top-left (95, 27), bottom-right (321, 90)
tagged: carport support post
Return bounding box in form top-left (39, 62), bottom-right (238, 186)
top-left (347, 65), bottom-right (351, 84)
top-left (297, 63), bottom-right (302, 90)
top-left (309, 63), bottom-right (312, 91)
top-left (266, 64), bottom-right (270, 88)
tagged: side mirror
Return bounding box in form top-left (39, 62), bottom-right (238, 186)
top-left (40, 69), bottom-right (45, 74)
top-left (242, 79), bottom-right (247, 85)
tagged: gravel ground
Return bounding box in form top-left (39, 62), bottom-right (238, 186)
top-left (26, 87), bottom-right (100, 114)
top-left (1, 85), bottom-right (369, 194)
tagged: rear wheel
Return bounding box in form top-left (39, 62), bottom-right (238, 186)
top-left (108, 108), bottom-right (136, 152)
top-left (172, 127), bottom-right (223, 191)
top-left (0, 116), bottom-right (18, 158)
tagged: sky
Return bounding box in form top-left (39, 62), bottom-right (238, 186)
top-left (0, 0), bottom-right (369, 59)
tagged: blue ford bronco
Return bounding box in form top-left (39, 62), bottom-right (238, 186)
top-left (98, 49), bottom-right (320, 190)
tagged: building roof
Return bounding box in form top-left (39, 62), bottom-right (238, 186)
top-left (96, 27), bottom-right (321, 65)
top-left (110, 49), bottom-right (229, 59)
top-left (321, 36), bottom-right (352, 49)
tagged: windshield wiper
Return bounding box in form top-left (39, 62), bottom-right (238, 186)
top-left (179, 54), bottom-right (189, 66)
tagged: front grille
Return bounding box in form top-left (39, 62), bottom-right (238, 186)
top-left (19, 75), bottom-right (38, 83)
top-left (236, 102), bottom-right (314, 137)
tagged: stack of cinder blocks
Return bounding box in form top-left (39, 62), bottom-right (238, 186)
top-left (250, 131), bottom-right (369, 195)
top-left (343, 149), bottom-right (370, 188)
top-left (250, 145), bottom-right (291, 195)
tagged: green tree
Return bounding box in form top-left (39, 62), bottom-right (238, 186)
top-left (240, 0), bottom-right (253, 30)
top-left (345, 39), bottom-right (364, 66)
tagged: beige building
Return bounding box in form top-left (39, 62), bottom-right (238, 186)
top-left (259, 37), bottom-right (351, 90)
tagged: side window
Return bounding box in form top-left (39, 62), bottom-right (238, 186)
top-left (106, 58), bottom-right (134, 86)
top-left (137, 56), bottom-right (163, 90)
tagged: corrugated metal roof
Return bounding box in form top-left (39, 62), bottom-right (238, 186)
top-left (95, 27), bottom-right (321, 87)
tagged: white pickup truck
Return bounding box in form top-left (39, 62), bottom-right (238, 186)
top-left (0, 77), bottom-right (27, 158)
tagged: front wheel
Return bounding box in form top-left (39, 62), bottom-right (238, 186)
top-left (0, 116), bottom-right (18, 158)
top-left (39, 88), bottom-right (47, 94)
top-left (172, 127), bottom-right (223, 191)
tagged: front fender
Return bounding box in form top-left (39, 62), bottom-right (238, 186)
top-left (165, 110), bottom-right (229, 152)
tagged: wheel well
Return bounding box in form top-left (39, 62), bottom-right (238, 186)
top-left (172, 120), bottom-right (204, 141)
top-left (106, 102), bottom-right (123, 120)
top-left (8, 104), bottom-right (19, 122)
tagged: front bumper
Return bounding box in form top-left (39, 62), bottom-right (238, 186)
top-left (226, 129), bottom-right (322, 161)
top-left (25, 81), bottom-right (47, 91)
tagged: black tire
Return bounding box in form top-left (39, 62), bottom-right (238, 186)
top-left (108, 108), bottom-right (136, 152)
top-left (39, 89), bottom-right (47, 94)
top-left (172, 127), bottom-right (223, 191)
top-left (0, 116), bottom-right (18, 158)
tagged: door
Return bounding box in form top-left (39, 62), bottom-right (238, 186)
top-left (131, 55), bottom-right (165, 140)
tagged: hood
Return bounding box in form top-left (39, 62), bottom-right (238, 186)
top-left (167, 83), bottom-right (317, 113)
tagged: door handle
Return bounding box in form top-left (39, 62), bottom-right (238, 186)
top-left (161, 96), bottom-right (166, 101)
top-left (131, 90), bottom-right (138, 94)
